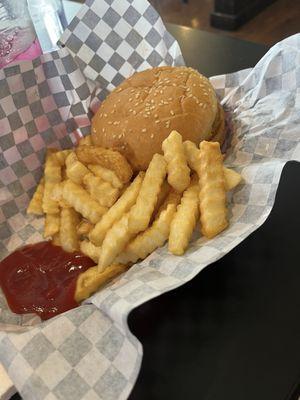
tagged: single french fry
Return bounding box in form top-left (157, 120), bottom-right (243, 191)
top-left (128, 154), bottom-right (167, 234)
top-left (60, 207), bottom-right (80, 252)
top-left (89, 172), bottom-right (144, 246)
top-left (162, 131), bottom-right (191, 193)
top-left (42, 151), bottom-right (61, 214)
top-left (51, 182), bottom-right (71, 208)
top-left (62, 180), bottom-right (107, 224)
top-left (117, 191), bottom-right (181, 264)
top-left (169, 177), bottom-right (199, 256)
top-left (77, 220), bottom-right (94, 236)
top-left (199, 141), bottom-right (228, 238)
top-left (27, 178), bottom-right (45, 215)
top-left (223, 167), bottom-right (242, 191)
top-left (52, 232), bottom-right (61, 246)
top-left (80, 240), bottom-right (101, 263)
top-left (65, 152), bottom-right (89, 185)
top-left (75, 264), bottom-right (128, 303)
top-left (88, 164), bottom-right (123, 189)
top-left (76, 145), bottom-right (133, 183)
top-left (78, 135), bottom-right (92, 146)
top-left (184, 140), bottom-right (242, 191)
top-left (55, 149), bottom-right (72, 166)
top-left (98, 213), bottom-right (134, 271)
top-left (83, 172), bottom-right (120, 208)
top-left (162, 131), bottom-right (190, 193)
top-left (44, 213), bottom-right (60, 238)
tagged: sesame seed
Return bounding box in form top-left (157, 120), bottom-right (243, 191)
top-left (92, 127), bottom-right (96, 133)
top-left (129, 109), bottom-right (133, 112)
top-left (134, 102), bottom-right (139, 106)
top-left (187, 88), bottom-right (190, 92)
top-left (99, 113), bottom-right (103, 118)
top-left (111, 110), bottom-right (115, 113)
top-left (108, 121), bottom-right (112, 125)
top-left (160, 90), bottom-right (163, 94)
top-left (129, 98), bottom-right (133, 102)
top-left (112, 134), bottom-right (116, 138)
top-left (133, 110), bottom-right (136, 115)
top-left (150, 133), bottom-right (154, 138)
top-left (118, 134), bottom-right (122, 138)
top-left (135, 94), bottom-right (139, 98)
top-left (142, 128), bottom-right (146, 132)
top-left (168, 98), bottom-right (173, 101)
top-left (170, 110), bottom-right (175, 115)
top-left (117, 99), bottom-right (121, 102)
top-left (146, 111), bottom-right (150, 115)
top-left (193, 84), bottom-right (196, 87)
top-left (155, 120), bottom-right (160, 124)
top-left (151, 99), bottom-right (154, 103)
top-left (154, 114), bottom-right (158, 118)
top-left (102, 128), bottom-right (105, 132)
top-left (166, 121), bottom-right (170, 128)
top-left (104, 113), bottom-right (107, 117)
top-left (113, 104), bottom-right (117, 108)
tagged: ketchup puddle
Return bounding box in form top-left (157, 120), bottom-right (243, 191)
top-left (0, 241), bottom-right (94, 320)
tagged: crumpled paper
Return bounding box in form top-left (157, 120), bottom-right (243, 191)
top-left (0, 0), bottom-right (299, 397)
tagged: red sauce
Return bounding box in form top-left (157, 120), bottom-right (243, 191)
top-left (0, 241), bottom-right (94, 320)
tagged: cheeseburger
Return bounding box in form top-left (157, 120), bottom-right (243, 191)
top-left (91, 66), bottom-right (225, 171)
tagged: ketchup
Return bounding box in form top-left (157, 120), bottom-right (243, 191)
top-left (0, 242), bottom-right (94, 320)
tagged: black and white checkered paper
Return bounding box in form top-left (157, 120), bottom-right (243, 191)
top-left (0, 0), bottom-right (300, 397)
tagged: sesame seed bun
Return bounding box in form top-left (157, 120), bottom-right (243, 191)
top-left (91, 66), bottom-right (225, 171)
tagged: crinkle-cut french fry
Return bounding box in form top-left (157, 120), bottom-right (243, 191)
top-left (60, 207), bottom-right (80, 252)
top-left (62, 180), bottom-right (107, 224)
top-left (75, 264), bottom-right (128, 303)
top-left (51, 182), bottom-right (71, 208)
top-left (65, 152), bottom-right (89, 185)
top-left (52, 233), bottom-right (61, 246)
top-left (78, 135), bottom-right (92, 146)
top-left (128, 154), bottom-right (167, 234)
top-left (55, 150), bottom-right (72, 166)
top-left (77, 220), bottom-right (94, 236)
top-left (42, 152), bottom-right (61, 214)
top-left (151, 180), bottom-right (170, 222)
top-left (88, 164), bottom-right (123, 189)
top-left (162, 131), bottom-right (190, 193)
top-left (116, 191), bottom-right (181, 264)
top-left (169, 177), bottom-right (199, 256)
top-left (83, 173), bottom-right (120, 208)
top-left (199, 141), bottom-right (228, 238)
top-left (98, 213), bottom-right (134, 271)
top-left (89, 172), bottom-right (144, 246)
top-left (76, 145), bottom-right (133, 183)
top-left (184, 140), bottom-right (242, 191)
top-left (27, 178), bottom-right (45, 215)
top-left (80, 240), bottom-right (101, 263)
top-left (44, 213), bottom-right (60, 238)
top-left (223, 167), bottom-right (242, 191)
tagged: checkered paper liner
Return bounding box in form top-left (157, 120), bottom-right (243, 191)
top-left (0, 0), bottom-right (300, 397)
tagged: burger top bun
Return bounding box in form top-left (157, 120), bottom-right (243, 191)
top-left (91, 66), bottom-right (225, 171)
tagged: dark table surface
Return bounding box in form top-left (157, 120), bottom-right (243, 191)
top-left (12, 17), bottom-right (300, 400)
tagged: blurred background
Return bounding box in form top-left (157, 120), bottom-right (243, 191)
top-left (71, 0), bottom-right (299, 46)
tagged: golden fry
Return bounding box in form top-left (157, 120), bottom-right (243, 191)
top-left (75, 264), bottom-right (128, 303)
top-left (62, 180), bottom-right (107, 224)
top-left (83, 172), bottom-right (119, 208)
top-left (117, 192), bottom-right (180, 264)
top-left (80, 240), bottom-right (101, 263)
top-left (52, 233), bottom-right (61, 246)
top-left (223, 167), bottom-right (242, 191)
top-left (60, 207), bottom-right (80, 252)
top-left (151, 180), bottom-right (170, 222)
top-left (162, 130), bottom-right (190, 192)
top-left (65, 152), bottom-right (89, 185)
top-left (169, 177), bottom-right (199, 256)
top-left (77, 220), bottom-right (94, 236)
top-left (89, 172), bottom-right (144, 246)
top-left (44, 213), bottom-right (60, 238)
top-left (78, 135), bottom-right (92, 146)
top-left (88, 164), bottom-right (123, 189)
top-left (42, 152), bottom-right (61, 214)
top-left (27, 178), bottom-right (45, 215)
top-left (184, 140), bottom-right (242, 191)
top-left (128, 154), bottom-right (167, 234)
top-left (51, 182), bottom-right (71, 208)
top-left (55, 149), bottom-right (72, 166)
top-left (98, 213), bottom-right (134, 271)
top-left (199, 141), bottom-right (228, 238)
top-left (76, 145), bottom-right (133, 183)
